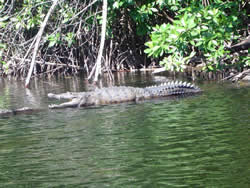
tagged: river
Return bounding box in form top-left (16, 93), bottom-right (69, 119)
top-left (0, 72), bottom-right (249, 187)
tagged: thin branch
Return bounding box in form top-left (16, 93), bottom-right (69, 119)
top-left (25, 0), bottom-right (59, 88)
top-left (67, 0), bottom-right (99, 23)
top-left (90, 0), bottom-right (107, 82)
top-left (13, 57), bottom-right (82, 69)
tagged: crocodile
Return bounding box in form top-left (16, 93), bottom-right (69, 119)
top-left (0, 107), bottom-right (39, 116)
top-left (0, 81), bottom-right (201, 116)
top-left (48, 81), bottom-right (201, 109)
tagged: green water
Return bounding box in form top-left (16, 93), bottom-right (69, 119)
top-left (0, 73), bottom-right (249, 187)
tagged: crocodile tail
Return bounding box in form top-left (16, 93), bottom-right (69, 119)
top-left (144, 81), bottom-right (201, 97)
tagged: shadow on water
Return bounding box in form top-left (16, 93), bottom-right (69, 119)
top-left (0, 73), bottom-right (249, 187)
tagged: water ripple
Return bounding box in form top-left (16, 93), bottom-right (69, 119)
top-left (0, 80), bottom-right (249, 187)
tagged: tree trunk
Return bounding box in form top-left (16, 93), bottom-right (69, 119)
top-left (93, 0), bottom-right (107, 82)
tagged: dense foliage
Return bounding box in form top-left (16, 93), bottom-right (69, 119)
top-left (144, 0), bottom-right (249, 72)
top-left (0, 0), bottom-right (249, 78)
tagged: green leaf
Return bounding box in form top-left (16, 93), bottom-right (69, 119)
top-left (113, 2), bottom-right (119, 9)
top-left (169, 34), bottom-right (178, 39)
top-left (144, 48), bottom-right (152, 54)
top-left (208, 10), bottom-right (214, 16)
top-left (181, 17), bottom-right (186, 27)
top-left (151, 8), bottom-right (158, 12)
top-left (48, 41), bottom-right (56, 47)
top-left (212, 40), bottom-right (218, 46)
top-left (208, 65), bottom-right (214, 71)
top-left (195, 41), bottom-right (203, 47)
top-left (187, 17), bottom-right (196, 29)
top-left (176, 27), bottom-right (185, 33)
top-left (152, 45), bottom-right (160, 52)
top-left (201, 25), bottom-right (208, 31)
top-left (145, 41), bottom-right (153, 48)
top-left (190, 41), bottom-right (195, 46)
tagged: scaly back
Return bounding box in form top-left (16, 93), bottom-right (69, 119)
top-left (143, 81), bottom-right (201, 98)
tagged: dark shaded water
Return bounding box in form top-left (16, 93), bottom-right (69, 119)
top-left (0, 73), bottom-right (249, 187)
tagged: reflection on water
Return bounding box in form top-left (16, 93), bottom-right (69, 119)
top-left (0, 73), bottom-right (249, 187)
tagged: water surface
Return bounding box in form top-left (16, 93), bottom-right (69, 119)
top-left (0, 73), bottom-right (249, 187)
